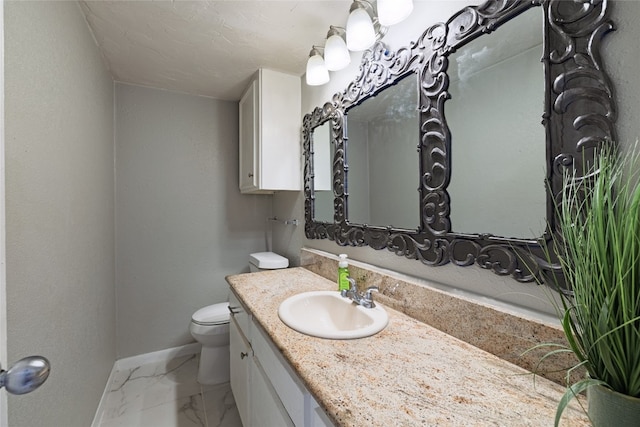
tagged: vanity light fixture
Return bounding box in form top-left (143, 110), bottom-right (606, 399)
top-left (304, 0), bottom-right (408, 86)
top-left (377, 0), bottom-right (414, 26)
top-left (305, 46), bottom-right (330, 86)
top-left (346, 0), bottom-right (386, 52)
top-left (324, 26), bottom-right (351, 71)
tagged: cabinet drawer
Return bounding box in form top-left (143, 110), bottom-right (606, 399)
top-left (229, 291), bottom-right (250, 338)
top-left (251, 323), bottom-right (307, 426)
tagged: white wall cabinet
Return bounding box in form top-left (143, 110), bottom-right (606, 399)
top-left (238, 68), bottom-right (301, 194)
top-left (228, 292), bottom-right (333, 427)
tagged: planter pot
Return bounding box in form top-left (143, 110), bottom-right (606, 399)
top-left (587, 384), bottom-right (640, 427)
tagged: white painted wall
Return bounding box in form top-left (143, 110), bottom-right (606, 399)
top-left (0, 2), bottom-right (7, 426)
top-left (274, 0), bottom-right (640, 318)
top-left (115, 83), bottom-right (273, 358)
top-left (4, 2), bottom-right (116, 426)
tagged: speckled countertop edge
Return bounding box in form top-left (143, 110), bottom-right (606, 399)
top-left (226, 268), bottom-right (589, 427)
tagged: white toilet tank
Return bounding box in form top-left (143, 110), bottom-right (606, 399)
top-left (249, 251), bottom-right (289, 272)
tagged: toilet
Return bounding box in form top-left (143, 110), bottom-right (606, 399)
top-left (190, 303), bottom-right (231, 385)
top-left (189, 251), bottom-right (289, 385)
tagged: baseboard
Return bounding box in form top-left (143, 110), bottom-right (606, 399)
top-left (114, 342), bottom-right (201, 371)
top-left (90, 362), bottom-right (117, 427)
top-left (90, 342), bottom-right (201, 426)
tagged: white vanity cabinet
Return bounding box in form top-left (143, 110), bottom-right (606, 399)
top-left (228, 291), bottom-right (333, 427)
top-left (238, 68), bottom-right (301, 194)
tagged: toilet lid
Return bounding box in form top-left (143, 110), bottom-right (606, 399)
top-left (192, 302), bottom-right (230, 325)
top-left (249, 252), bottom-right (289, 269)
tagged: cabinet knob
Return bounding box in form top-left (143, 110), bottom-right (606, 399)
top-left (240, 352), bottom-right (249, 359)
top-left (248, 173), bottom-right (254, 178)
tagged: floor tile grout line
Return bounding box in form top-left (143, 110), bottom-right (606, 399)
top-left (201, 385), bottom-right (210, 427)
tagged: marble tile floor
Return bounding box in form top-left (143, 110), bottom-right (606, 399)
top-left (96, 353), bottom-right (242, 427)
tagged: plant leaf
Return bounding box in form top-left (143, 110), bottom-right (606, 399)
top-left (554, 378), bottom-right (607, 427)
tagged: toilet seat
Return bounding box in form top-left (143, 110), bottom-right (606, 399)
top-left (192, 302), bottom-right (230, 326)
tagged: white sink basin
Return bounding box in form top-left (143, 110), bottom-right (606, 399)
top-left (278, 290), bottom-right (388, 339)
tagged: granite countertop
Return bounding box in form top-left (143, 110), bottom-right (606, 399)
top-left (226, 267), bottom-right (589, 427)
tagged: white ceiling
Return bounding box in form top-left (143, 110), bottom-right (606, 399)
top-left (79, 1), bottom-right (351, 101)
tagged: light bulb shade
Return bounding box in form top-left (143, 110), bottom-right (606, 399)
top-left (324, 34), bottom-right (351, 71)
top-left (377, 0), bottom-right (413, 26)
top-left (346, 7), bottom-right (376, 51)
top-left (306, 53), bottom-right (330, 86)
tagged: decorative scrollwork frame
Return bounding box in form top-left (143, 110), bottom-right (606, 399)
top-left (303, 0), bottom-right (616, 288)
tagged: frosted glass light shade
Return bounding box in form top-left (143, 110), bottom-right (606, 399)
top-left (324, 34), bottom-right (351, 71)
top-left (306, 52), bottom-right (330, 86)
top-left (377, 0), bottom-right (413, 26)
top-left (346, 7), bottom-right (376, 51)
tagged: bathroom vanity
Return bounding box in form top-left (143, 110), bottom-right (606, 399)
top-left (229, 290), bottom-right (332, 427)
top-left (227, 267), bottom-right (590, 427)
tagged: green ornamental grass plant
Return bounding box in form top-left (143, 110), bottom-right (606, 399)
top-left (549, 143), bottom-right (640, 425)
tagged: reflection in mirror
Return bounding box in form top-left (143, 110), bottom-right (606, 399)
top-left (447, 9), bottom-right (546, 238)
top-left (346, 75), bottom-right (420, 230)
top-left (313, 121), bottom-right (334, 223)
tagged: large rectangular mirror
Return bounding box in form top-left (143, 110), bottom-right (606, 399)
top-left (312, 120), bottom-right (334, 223)
top-left (346, 75), bottom-right (420, 230)
top-left (302, 0), bottom-right (616, 288)
top-left (447, 8), bottom-right (546, 238)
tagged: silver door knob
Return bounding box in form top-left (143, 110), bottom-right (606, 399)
top-left (0, 356), bottom-right (51, 395)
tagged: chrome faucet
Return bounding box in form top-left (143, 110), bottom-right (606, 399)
top-left (341, 277), bottom-right (379, 308)
top-left (340, 277), bottom-right (359, 301)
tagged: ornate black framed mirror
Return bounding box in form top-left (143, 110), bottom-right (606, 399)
top-left (303, 0), bottom-right (616, 288)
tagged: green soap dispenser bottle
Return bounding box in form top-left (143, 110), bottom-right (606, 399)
top-left (338, 254), bottom-right (350, 291)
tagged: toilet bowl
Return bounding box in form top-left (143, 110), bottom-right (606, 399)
top-left (190, 252), bottom-right (289, 385)
top-left (189, 303), bottom-right (230, 385)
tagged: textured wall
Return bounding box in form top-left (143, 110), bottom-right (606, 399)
top-left (4, 2), bottom-right (116, 426)
top-left (115, 83), bottom-right (273, 358)
top-left (275, 0), bottom-right (640, 318)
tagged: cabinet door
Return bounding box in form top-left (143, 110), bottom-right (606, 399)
top-left (251, 322), bottom-right (307, 425)
top-left (239, 79), bottom-right (258, 193)
top-left (308, 398), bottom-right (335, 427)
top-left (229, 318), bottom-right (251, 427)
top-left (259, 68), bottom-right (301, 191)
top-left (251, 358), bottom-right (295, 427)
